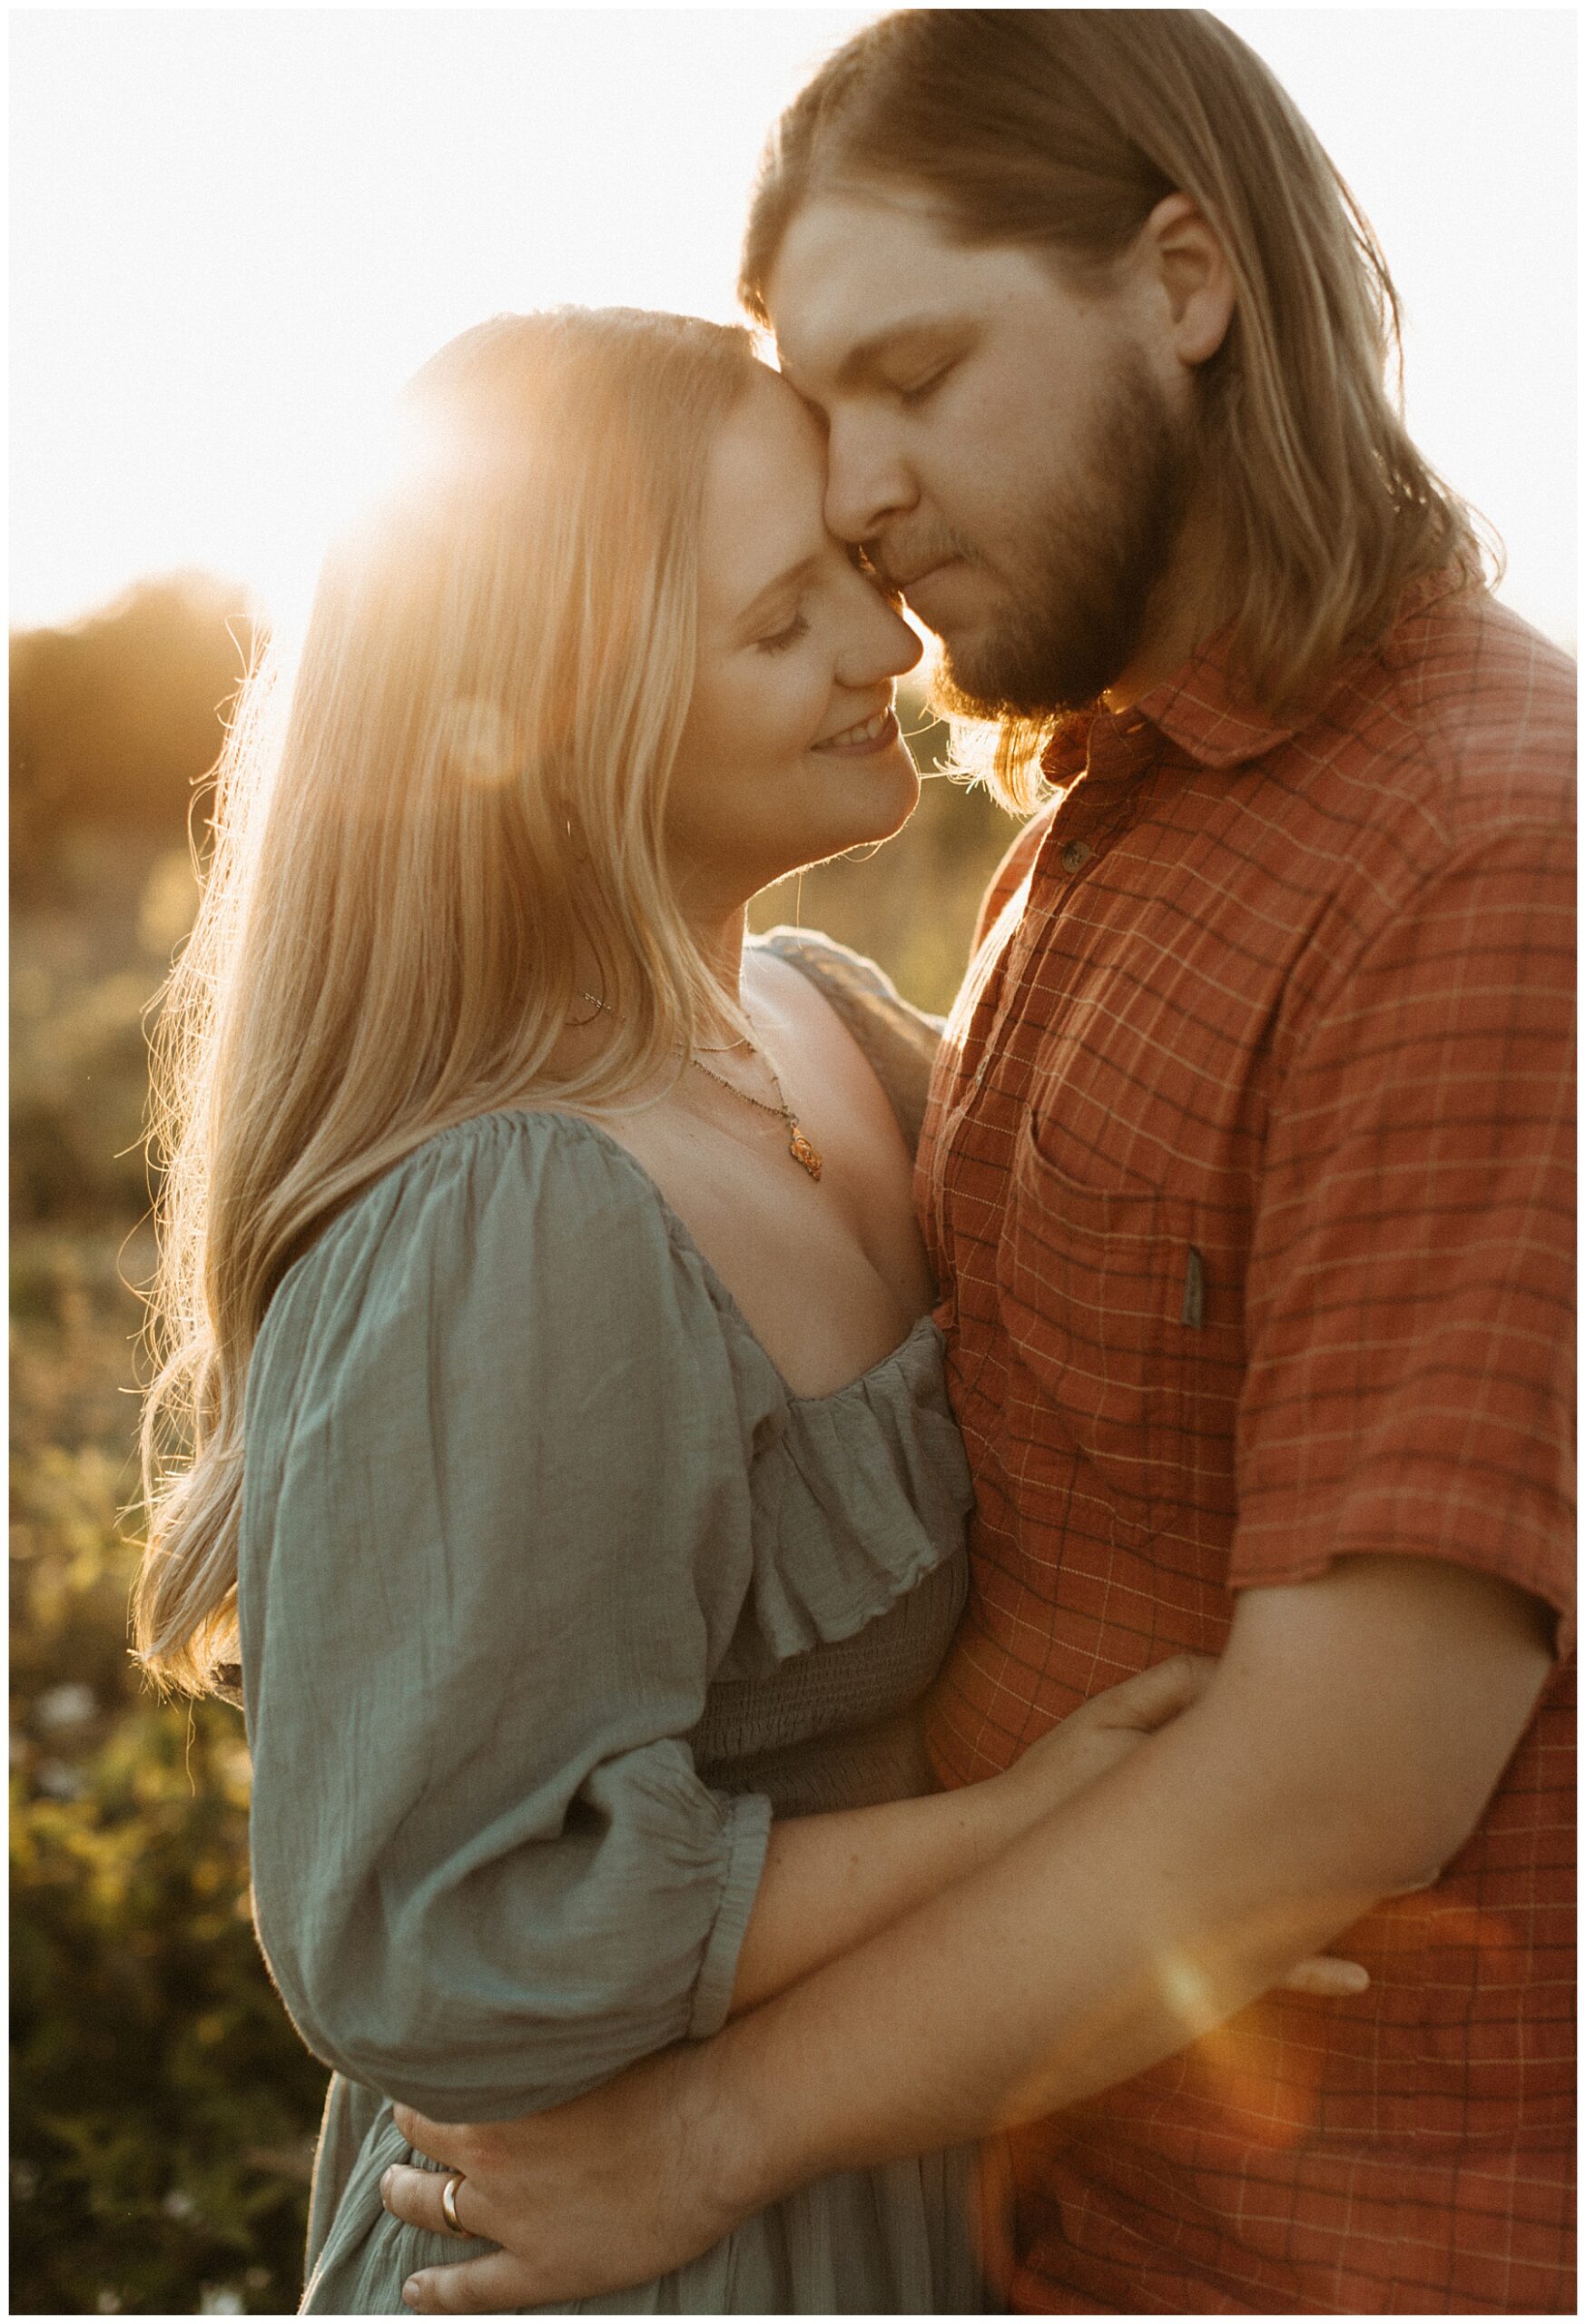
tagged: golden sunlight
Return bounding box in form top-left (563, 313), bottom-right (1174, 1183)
top-left (12, 10), bottom-right (1575, 647)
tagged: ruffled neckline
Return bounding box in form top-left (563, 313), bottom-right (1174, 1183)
top-left (499, 1108), bottom-right (945, 1411)
top-left (420, 1108), bottom-right (972, 1671)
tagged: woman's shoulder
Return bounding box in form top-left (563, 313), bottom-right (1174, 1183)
top-left (751, 926), bottom-right (945, 1154)
top-left (259, 1108), bottom-right (699, 1361)
top-left (752, 924), bottom-right (942, 1029)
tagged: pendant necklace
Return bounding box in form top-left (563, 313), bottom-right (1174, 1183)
top-left (688, 1050), bottom-right (824, 1182)
top-left (577, 991), bottom-right (823, 1183)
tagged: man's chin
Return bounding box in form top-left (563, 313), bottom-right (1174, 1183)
top-left (930, 619), bottom-right (1127, 725)
top-left (928, 635), bottom-right (1047, 726)
top-left (912, 589), bottom-right (1059, 721)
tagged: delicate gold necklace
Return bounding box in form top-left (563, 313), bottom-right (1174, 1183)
top-left (571, 990), bottom-right (748, 1054)
top-left (687, 1049), bottom-right (824, 1182)
top-left (577, 990), bottom-right (823, 1183)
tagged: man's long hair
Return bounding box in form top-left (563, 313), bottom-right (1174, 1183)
top-left (741, 8), bottom-right (1492, 806)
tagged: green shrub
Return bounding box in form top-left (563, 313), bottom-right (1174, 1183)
top-left (12, 1221), bottom-right (330, 2315)
top-left (11, 1694), bottom-right (328, 2315)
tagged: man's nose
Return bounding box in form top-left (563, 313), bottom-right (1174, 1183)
top-left (823, 410), bottom-right (915, 545)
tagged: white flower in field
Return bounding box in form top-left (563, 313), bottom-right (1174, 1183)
top-left (35, 1760), bottom-right (85, 1800)
top-left (34, 1681), bottom-right (96, 1733)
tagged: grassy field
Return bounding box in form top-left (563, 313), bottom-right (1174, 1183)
top-left (11, 759), bottom-right (1020, 2312)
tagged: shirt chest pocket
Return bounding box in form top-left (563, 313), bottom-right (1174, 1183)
top-left (994, 1111), bottom-right (1232, 1542)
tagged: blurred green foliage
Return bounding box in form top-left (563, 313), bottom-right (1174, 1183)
top-left (10, 583), bottom-right (1020, 2311)
top-left (11, 574), bottom-right (255, 897)
top-left (12, 828), bottom-right (328, 2315)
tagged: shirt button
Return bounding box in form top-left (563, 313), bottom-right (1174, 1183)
top-left (1061, 840), bottom-right (1092, 874)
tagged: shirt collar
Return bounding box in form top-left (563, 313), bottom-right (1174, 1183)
top-left (1042, 625), bottom-right (1302, 787)
top-left (1137, 631), bottom-right (1308, 769)
top-left (1042, 568), bottom-right (1468, 787)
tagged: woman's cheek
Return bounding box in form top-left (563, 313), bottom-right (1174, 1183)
top-left (749, 656), bottom-right (814, 760)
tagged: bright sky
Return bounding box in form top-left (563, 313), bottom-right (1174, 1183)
top-left (11, 7), bottom-right (1575, 646)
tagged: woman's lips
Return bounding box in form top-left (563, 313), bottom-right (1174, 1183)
top-left (811, 706), bottom-right (901, 757)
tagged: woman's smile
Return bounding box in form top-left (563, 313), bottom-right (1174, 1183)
top-left (811, 703), bottom-right (901, 756)
top-left (665, 369), bottom-right (923, 903)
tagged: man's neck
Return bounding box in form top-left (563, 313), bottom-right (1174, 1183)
top-left (1102, 501), bottom-right (1230, 714)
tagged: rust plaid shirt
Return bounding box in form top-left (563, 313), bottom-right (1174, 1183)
top-left (918, 576), bottom-right (1575, 2314)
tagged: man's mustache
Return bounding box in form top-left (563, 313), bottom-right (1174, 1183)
top-left (866, 531), bottom-right (973, 597)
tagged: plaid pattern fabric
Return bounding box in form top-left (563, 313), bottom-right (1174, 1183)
top-left (919, 576), bottom-right (1575, 2314)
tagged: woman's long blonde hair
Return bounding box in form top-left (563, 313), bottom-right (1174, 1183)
top-left (136, 307), bottom-right (761, 1696)
top-left (740, 8), bottom-right (1494, 809)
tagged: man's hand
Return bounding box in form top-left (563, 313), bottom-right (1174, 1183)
top-left (381, 2043), bottom-right (749, 2313)
top-left (379, 1658), bottom-right (1373, 2319)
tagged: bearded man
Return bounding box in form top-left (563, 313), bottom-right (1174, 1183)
top-left (384, 12), bottom-right (1573, 2311)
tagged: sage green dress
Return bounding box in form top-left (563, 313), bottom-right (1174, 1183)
top-left (237, 931), bottom-right (990, 2314)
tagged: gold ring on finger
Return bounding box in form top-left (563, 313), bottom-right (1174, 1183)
top-left (440, 2172), bottom-right (467, 2237)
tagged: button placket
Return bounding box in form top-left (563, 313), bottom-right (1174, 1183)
top-left (1033, 806), bottom-right (1110, 903)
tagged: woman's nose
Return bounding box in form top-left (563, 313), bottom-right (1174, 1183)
top-left (837, 575), bottom-right (924, 688)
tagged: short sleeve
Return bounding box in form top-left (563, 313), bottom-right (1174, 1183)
top-left (237, 1113), bottom-right (773, 2120)
top-left (1232, 827), bottom-right (1575, 1652)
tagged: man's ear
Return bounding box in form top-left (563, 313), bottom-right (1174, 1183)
top-left (1142, 192), bottom-right (1236, 369)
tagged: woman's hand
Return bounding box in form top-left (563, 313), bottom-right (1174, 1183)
top-left (995, 1657), bottom-right (1369, 2002)
top-left (995, 1653), bottom-right (1217, 1821)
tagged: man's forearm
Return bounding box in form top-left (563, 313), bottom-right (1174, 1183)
top-left (707, 1704), bottom-right (1381, 2203)
top-left (730, 1653), bottom-right (1214, 2014)
top-left (383, 1560), bottom-right (1552, 2314)
top-left (704, 1555), bottom-right (1553, 2210)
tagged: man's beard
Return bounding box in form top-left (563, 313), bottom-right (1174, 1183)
top-left (931, 350), bottom-right (1196, 723)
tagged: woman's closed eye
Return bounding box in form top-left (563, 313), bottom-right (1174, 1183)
top-left (755, 610), bottom-right (811, 655)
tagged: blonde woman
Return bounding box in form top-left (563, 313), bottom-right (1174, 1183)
top-left (136, 309), bottom-right (1358, 2313)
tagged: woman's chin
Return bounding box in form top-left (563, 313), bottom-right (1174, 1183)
top-left (708, 753), bottom-right (924, 903)
top-left (810, 744), bottom-right (921, 850)
top-left (814, 797), bottom-right (921, 866)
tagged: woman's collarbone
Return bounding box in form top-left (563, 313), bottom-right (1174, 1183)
top-left (636, 1118), bottom-right (925, 1389)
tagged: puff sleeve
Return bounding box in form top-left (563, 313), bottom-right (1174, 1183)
top-left (237, 1112), bottom-right (772, 2120)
